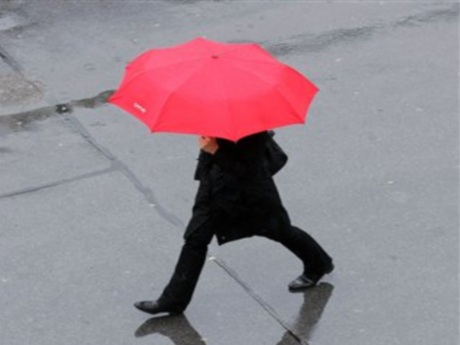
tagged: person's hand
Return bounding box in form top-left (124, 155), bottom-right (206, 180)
top-left (198, 136), bottom-right (219, 155)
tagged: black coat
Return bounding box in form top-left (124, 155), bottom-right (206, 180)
top-left (184, 131), bottom-right (292, 245)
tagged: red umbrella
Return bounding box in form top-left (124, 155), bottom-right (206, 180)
top-left (109, 37), bottom-right (318, 142)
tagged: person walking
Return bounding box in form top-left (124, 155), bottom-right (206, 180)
top-left (134, 131), bottom-right (333, 315)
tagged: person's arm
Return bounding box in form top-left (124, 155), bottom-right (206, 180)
top-left (202, 133), bottom-right (269, 179)
top-left (199, 136), bottom-right (246, 177)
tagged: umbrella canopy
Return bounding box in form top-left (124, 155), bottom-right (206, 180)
top-left (109, 37), bottom-right (319, 141)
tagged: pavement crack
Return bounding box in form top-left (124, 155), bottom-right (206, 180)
top-left (0, 43), bottom-right (42, 96)
top-left (265, 3), bottom-right (458, 57)
top-left (0, 166), bottom-right (116, 199)
top-left (0, 43), bottom-right (22, 73)
top-left (0, 88), bottom-right (184, 227)
top-left (267, 24), bottom-right (380, 56)
top-left (212, 257), bottom-right (308, 345)
top-left (394, 4), bottom-right (459, 28)
top-left (59, 109), bottom-right (184, 229)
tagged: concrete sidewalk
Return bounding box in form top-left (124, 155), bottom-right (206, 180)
top-left (1, 1), bottom-right (458, 344)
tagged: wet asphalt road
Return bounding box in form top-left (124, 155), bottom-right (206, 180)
top-left (0, 1), bottom-right (458, 344)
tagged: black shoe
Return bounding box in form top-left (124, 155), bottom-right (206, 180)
top-left (288, 261), bottom-right (334, 292)
top-left (134, 300), bottom-right (183, 315)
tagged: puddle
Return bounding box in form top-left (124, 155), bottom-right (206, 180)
top-left (132, 283), bottom-right (334, 345)
top-left (69, 90), bottom-right (114, 110)
top-left (135, 314), bottom-right (207, 343)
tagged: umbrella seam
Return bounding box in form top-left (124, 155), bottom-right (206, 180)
top-left (151, 59), bottom-right (214, 131)
top-left (213, 59), bottom-right (236, 140)
top-left (224, 60), bottom-right (308, 125)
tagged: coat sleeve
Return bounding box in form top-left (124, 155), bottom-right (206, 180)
top-left (194, 151), bottom-right (213, 180)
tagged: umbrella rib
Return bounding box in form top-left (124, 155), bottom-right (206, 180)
top-left (207, 57), bottom-right (236, 140)
top-left (152, 60), bottom-right (211, 130)
top-left (226, 61), bottom-right (306, 122)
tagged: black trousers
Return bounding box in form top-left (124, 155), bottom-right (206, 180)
top-left (157, 219), bottom-right (332, 311)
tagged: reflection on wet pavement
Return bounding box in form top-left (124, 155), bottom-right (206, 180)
top-left (135, 314), bottom-right (206, 345)
top-left (134, 283), bottom-right (333, 345)
top-left (277, 283), bottom-right (334, 345)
